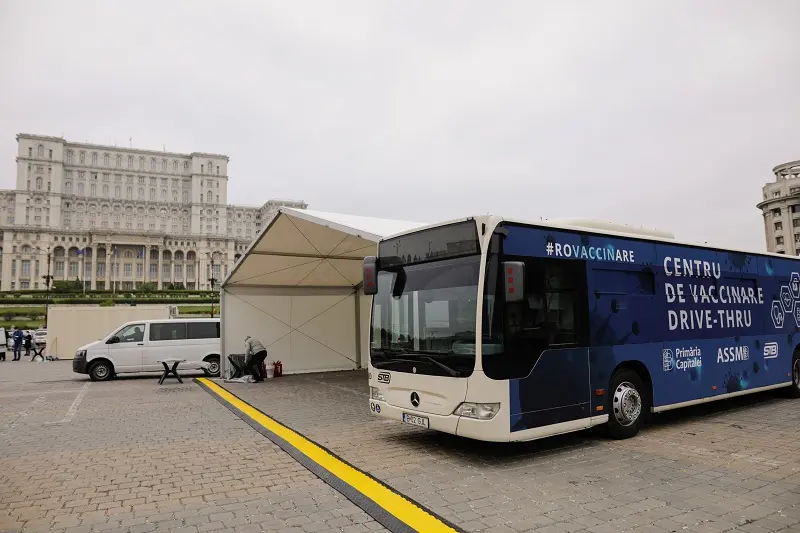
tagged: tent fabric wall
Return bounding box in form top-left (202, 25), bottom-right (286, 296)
top-left (221, 208), bottom-right (422, 377)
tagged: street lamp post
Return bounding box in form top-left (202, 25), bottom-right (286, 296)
top-left (39, 246), bottom-right (53, 328)
top-left (207, 253), bottom-right (217, 318)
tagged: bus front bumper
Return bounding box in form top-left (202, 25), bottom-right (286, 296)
top-left (368, 400), bottom-right (460, 435)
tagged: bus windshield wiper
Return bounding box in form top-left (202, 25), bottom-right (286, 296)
top-left (372, 353), bottom-right (461, 377)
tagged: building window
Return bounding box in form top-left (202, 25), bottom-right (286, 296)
top-left (138, 188), bottom-right (144, 199)
top-left (777, 236), bottom-right (785, 245)
top-left (774, 191), bottom-right (781, 197)
top-left (77, 183), bottom-right (85, 196)
top-left (69, 262), bottom-right (79, 277)
top-left (126, 187), bottom-right (132, 199)
top-left (151, 158), bottom-right (156, 170)
top-left (80, 151), bottom-right (86, 163)
top-left (38, 145), bottom-right (44, 157)
top-left (207, 191), bottom-right (212, 203)
top-left (184, 161), bottom-right (189, 170)
top-left (36, 177), bottom-right (43, 190)
top-left (162, 264), bottom-right (170, 277)
top-left (97, 263), bottom-right (105, 277)
top-left (162, 159), bottom-right (167, 171)
top-left (128, 155), bottom-right (134, 168)
top-left (173, 160), bottom-right (178, 173)
top-left (104, 153), bottom-right (109, 166)
top-left (90, 184), bottom-right (97, 196)
top-left (49, 149), bottom-right (53, 159)
top-left (775, 222), bottom-right (783, 231)
top-left (161, 189), bottom-right (167, 200)
top-left (92, 152), bottom-right (98, 165)
top-left (182, 191), bottom-right (189, 203)
top-left (67, 150), bottom-right (73, 163)
top-left (115, 186), bottom-right (121, 198)
top-left (28, 147), bottom-right (33, 157)
top-left (201, 165), bottom-right (204, 174)
top-left (150, 188), bottom-right (156, 200)
top-left (103, 184), bottom-right (109, 197)
top-left (117, 154), bottom-right (122, 167)
top-left (774, 209), bottom-right (782, 217)
top-left (21, 260), bottom-right (30, 277)
top-left (139, 157), bottom-right (145, 170)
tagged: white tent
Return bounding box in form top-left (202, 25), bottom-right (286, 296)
top-left (220, 208), bottom-right (422, 376)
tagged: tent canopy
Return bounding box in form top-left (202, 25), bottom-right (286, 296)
top-left (224, 208), bottom-right (423, 289)
top-left (220, 208), bottom-right (424, 375)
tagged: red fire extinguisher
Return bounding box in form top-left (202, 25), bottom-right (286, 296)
top-left (274, 360), bottom-right (283, 377)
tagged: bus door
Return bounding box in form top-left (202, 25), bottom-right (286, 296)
top-left (495, 257), bottom-right (591, 433)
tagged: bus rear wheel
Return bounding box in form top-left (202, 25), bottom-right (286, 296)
top-left (607, 369), bottom-right (646, 439)
top-left (788, 353), bottom-right (800, 399)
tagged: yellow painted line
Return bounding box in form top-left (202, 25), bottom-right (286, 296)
top-left (197, 378), bottom-right (460, 533)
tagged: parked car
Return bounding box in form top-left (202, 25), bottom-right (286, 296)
top-left (72, 318), bottom-right (221, 381)
top-left (33, 329), bottom-right (47, 346)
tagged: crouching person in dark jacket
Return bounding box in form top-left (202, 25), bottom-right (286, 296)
top-left (243, 336), bottom-right (268, 382)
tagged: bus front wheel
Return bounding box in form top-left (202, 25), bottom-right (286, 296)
top-left (607, 369), bottom-right (647, 439)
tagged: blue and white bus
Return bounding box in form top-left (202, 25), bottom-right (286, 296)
top-left (363, 216), bottom-right (800, 442)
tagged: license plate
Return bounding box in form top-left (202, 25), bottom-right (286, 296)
top-left (402, 413), bottom-right (429, 429)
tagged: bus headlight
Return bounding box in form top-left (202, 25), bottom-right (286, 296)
top-left (454, 402), bottom-right (500, 420)
top-left (370, 387), bottom-right (386, 402)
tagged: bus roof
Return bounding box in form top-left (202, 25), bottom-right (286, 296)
top-left (379, 214), bottom-right (798, 261)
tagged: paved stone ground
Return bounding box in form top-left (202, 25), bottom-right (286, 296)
top-left (224, 370), bottom-right (800, 533)
top-left (0, 362), bottom-right (387, 533)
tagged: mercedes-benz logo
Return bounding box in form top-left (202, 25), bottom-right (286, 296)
top-left (410, 392), bottom-right (420, 408)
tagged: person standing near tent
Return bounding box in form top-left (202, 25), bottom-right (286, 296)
top-left (243, 336), bottom-right (268, 382)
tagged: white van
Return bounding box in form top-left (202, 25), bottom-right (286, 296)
top-left (72, 318), bottom-right (221, 381)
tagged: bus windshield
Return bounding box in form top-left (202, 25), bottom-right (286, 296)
top-left (370, 255), bottom-right (480, 377)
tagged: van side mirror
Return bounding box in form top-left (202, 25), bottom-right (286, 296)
top-left (107, 336), bottom-right (120, 345)
top-left (502, 261), bottom-right (525, 302)
top-left (363, 256), bottom-right (378, 295)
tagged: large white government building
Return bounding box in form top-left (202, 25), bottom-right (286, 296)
top-left (0, 133), bottom-right (306, 291)
top-left (758, 160), bottom-right (800, 255)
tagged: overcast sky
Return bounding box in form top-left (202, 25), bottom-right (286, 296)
top-left (1, 1), bottom-right (798, 251)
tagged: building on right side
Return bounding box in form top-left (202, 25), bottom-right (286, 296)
top-left (758, 160), bottom-right (800, 255)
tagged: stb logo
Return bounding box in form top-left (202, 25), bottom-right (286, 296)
top-left (764, 342), bottom-right (779, 359)
top-left (662, 349), bottom-right (674, 371)
top-left (377, 372), bottom-right (390, 384)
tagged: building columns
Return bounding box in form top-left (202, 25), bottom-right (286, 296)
top-left (90, 248), bottom-right (97, 290)
top-left (144, 246), bottom-right (150, 287)
top-left (105, 243), bottom-right (112, 291)
top-left (157, 247), bottom-right (163, 290)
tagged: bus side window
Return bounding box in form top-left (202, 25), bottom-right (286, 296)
top-left (496, 257), bottom-right (587, 379)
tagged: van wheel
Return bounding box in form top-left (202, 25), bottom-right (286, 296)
top-left (89, 361), bottom-right (113, 382)
top-left (607, 369), bottom-right (647, 439)
top-left (787, 352), bottom-right (800, 399)
top-left (203, 355), bottom-right (220, 377)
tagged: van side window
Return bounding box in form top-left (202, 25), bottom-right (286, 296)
top-left (187, 322), bottom-right (220, 339)
top-left (116, 324), bottom-right (145, 343)
top-left (149, 322), bottom-right (187, 341)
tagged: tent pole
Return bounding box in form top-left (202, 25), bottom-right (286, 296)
top-left (354, 284), bottom-right (362, 369)
top-left (220, 289), bottom-right (226, 378)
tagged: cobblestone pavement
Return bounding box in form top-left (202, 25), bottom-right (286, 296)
top-left (0, 362), bottom-right (387, 533)
top-left (224, 370), bottom-right (800, 533)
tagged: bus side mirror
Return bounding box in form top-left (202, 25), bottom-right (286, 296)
top-left (503, 261), bottom-right (525, 302)
top-left (363, 256), bottom-right (378, 295)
